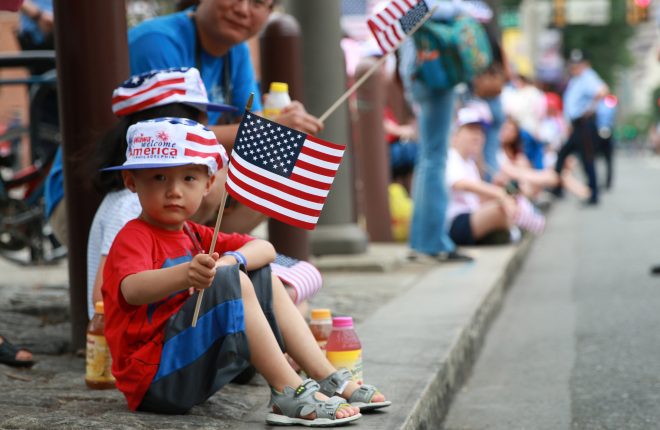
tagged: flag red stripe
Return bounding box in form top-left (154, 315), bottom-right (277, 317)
top-left (226, 182), bottom-right (316, 230)
top-left (385, 7), bottom-right (397, 19)
top-left (295, 159), bottom-right (338, 178)
top-left (376, 13), bottom-right (390, 28)
top-left (184, 148), bottom-right (222, 166)
top-left (367, 20), bottom-right (387, 53)
top-left (230, 158), bottom-right (327, 203)
top-left (391, 2), bottom-right (405, 15)
top-left (227, 170), bottom-right (322, 217)
top-left (392, 23), bottom-right (405, 41)
top-left (305, 135), bottom-right (346, 151)
top-left (300, 146), bottom-right (343, 164)
top-left (288, 172), bottom-right (332, 190)
top-left (114, 89), bottom-right (186, 116)
top-left (111, 77), bottom-right (185, 103)
top-left (380, 30), bottom-right (395, 50)
top-left (402, 0), bottom-right (415, 8)
top-left (186, 132), bottom-right (217, 146)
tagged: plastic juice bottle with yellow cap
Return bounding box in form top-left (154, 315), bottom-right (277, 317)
top-left (263, 81), bottom-right (291, 119)
top-left (309, 308), bottom-right (333, 351)
top-left (326, 316), bottom-right (363, 384)
top-left (85, 301), bottom-right (116, 389)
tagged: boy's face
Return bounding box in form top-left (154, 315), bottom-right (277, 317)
top-left (123, 164), bottom-right (215, 231)
top-left (454, 124), bottom-right (485, 158)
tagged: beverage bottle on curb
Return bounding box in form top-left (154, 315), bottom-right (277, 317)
top-left (326, 316), bottom-right (363, 384)
top-left (85, 301), bottom-right (116, 389)
top-left (309, 308), bottom-right (333, 351)
top-left (263, 82), bottom-right (291, 119)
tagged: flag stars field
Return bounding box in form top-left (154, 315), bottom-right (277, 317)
top-left (225, 112), bottom-right (345, 230)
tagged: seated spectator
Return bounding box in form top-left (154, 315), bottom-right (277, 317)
top-left (498, 117), bottom-right (590, 201)
top-left (101, 118), bottom-right (388, 423)
top-left (384, 106), bottom-right (418, 189)
top-left (446, 108), bottom-right (518, 246)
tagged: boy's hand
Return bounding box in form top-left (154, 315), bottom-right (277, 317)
top-left (188, 252), bottom-right (219, 293)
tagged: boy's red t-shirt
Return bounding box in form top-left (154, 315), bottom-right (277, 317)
top-left (102, 218), bottom-right (253, 411)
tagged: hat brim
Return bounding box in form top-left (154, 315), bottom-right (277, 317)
top-left (458, 120), bottom-right (488, 129)
top-left (100, 162), bottom-right (203, 172)
top-left (192, 102), bottom-right (238, 113)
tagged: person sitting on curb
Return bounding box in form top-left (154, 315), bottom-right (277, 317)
top-left (101, 118), bottom-right (389, 425)
top-left (446, 107), bottom-right (518, 246)
top-left (446, 108), bottom-right (545, 246)
top-left (496, 117), bottom-right (590, 201)
top-left (0, 335), bottom-right (35, 368)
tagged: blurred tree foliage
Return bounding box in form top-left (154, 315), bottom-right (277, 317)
top-left (559, 0), bottom-right (634, 86)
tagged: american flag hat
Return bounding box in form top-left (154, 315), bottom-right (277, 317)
top-left (101, 117), bottom-right (229, 175)
top-left (111, 67), bottom-right (237, 117)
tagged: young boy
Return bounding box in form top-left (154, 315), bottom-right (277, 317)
top-left (101, 118), bottom-right (387, 426)
top-left (446, 107), bottom-right (518, 246)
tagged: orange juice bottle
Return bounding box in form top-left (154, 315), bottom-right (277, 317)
top-left (85, 302), bottom-right (115, 389)
top-left (309, 308), bottom-right (332, 351)
top-left (325, 316), bottom-right (363, 384)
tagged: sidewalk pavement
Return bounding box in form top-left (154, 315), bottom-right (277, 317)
top-left (0, 233), bottom-right (533, 429)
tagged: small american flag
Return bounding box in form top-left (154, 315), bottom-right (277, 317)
top-left (271, 254), bottom-right (323, 304)
top-left (367, 0), bottom-right (429, 54)
top-left (226, 112), bottom-right (345, 230)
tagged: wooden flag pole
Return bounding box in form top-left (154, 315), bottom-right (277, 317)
top-left (318, 53), bottom-right (389, 123)
top-left (318, 4), bottom-right (437, 124)
top-left (191, 192), bottom-right (228, 327)
top-left (191, 93), bottom-right (254, 328)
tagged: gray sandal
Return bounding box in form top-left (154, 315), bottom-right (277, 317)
top-left (266, 379), bottom-right (361, 427)
top-left (317, 369), bottom-right (392, 412)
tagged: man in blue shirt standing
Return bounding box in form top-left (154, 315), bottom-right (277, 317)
top-left (554, 49), bottom-right (608, 205)
top-left (595, 95), bottom-right (617, 190)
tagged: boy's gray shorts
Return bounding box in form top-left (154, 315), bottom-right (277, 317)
top-left (138, 264), bottom-right (283, 414)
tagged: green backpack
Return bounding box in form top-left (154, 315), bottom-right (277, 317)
top-left (413, 16), bottom-right (493, 90)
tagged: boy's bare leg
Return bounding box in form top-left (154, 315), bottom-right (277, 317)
top-left (470, 201), bottom-right (512, 240)
top-left (238, 272), bottom-right (358, 419)
top-left (270, 275), bottom-right (386, 404)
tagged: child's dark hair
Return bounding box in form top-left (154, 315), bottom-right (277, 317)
top-left (91, 103), bottom-right (203, 195)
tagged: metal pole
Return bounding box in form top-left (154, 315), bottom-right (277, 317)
top-left (284, 0), bottom-right (368, 255)
top-left (260, 13), bottom-right (309, 260)
top-left (53, 0), bottom-right (129, 351)
top-left (354, 56), bottom-right (392, 242)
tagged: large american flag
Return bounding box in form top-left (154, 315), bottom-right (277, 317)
top-left (367, 0), bottom-right (429, 54)
top-left (225, 112), bottom-right (345, 230)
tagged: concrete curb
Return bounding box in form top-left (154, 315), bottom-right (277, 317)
top-left (403, 236), bottom-right (533, 429)
top-left (353, 235), bottom-right (534, 430)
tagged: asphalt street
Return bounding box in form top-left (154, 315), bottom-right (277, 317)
top-left (443, 153), bottom-right (660, 430)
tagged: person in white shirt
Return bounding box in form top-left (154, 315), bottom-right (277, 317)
top-left (446, 107), bottom-right (517, 245)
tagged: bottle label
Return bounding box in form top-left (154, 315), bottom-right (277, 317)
top-left (326, 349), bottom-right (363, 384)
top-left (86, 334), bottom-right (115, 383)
